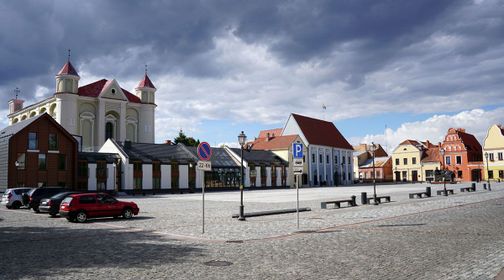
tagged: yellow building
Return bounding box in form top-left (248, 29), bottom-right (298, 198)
top-left (482, 124), bottom-right (504, 181)
top-left (392, 140), bottom-right (424, 182)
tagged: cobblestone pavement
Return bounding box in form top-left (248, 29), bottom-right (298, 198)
top-left (1, 182), bottom-right (504, 279)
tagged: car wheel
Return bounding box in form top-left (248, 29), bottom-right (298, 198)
top-left (6, 205), bottom-right (12, 209)
top-left (122, 208), bottom-right (133, 219)
top-left (32, 205), bottom-right (40, 213)
top-left (50, 213), bottom-right (57, 218)
top-left (12, 201), bottom-right (22, 209)
top-left (66, 217), bottom-right (74, 222)
top-left (76, 211), bottom-right (87, 223)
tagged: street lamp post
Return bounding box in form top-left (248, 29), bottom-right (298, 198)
top-left (238, 131), bottom-right (247, 221)
top-left (371, 142), bottom-right (379, 205)
top-left (440, 148), bottom-right (448, 196)
top-left (485, 152), bottom-right (492, 191)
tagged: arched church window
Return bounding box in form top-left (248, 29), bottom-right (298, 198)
top-left (105, 122), bottom-right (114, 140)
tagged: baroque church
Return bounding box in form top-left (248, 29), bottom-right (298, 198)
top-left (7, 58), bottom-right (157, 151)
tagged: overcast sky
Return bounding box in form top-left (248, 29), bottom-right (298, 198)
top-left (1, 0), bottom-right (503, 149)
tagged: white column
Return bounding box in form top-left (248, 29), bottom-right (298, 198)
top-left (106, 164), bottom-right (114, 190)
top-left (161, 164), bottom-right (171, 189)
top-left (245, 167), bottom-right (251, 187)
top-left (88, 163), bottom-right (97, 191)
top-left (276, 167), bottom-right (281, 186)
top-left (266, 167), bottom-right (272, 186)
top-left (255, 166), bottom-right (261, 187)
top-left (119, 102), bottom-right (126, 142)
top-left (179, 165), bottom-right (189, 189)
top-left (97, 99), bottom-right (105, 149)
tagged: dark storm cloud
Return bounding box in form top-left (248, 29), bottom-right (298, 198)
top-left (0, 0), bottom-right (503, 109)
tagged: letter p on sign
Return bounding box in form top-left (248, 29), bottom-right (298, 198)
top-left (293, 143), bottom-right (303, 159)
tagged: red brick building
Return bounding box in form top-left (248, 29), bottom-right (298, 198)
top-left (0, 113), bottom-right (78, 188)
top-left (441, 128), bottom-right (483, 182)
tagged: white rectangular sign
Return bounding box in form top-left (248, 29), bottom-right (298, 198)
top-left (293, 166), bottom-right (303, 174)
top-left (197, 161), bottom-right (212, 171)
top-left (293, 158), bottom-right (303, 167)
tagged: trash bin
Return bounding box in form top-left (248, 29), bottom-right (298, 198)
top-left (361, 192), bottom-right (368, 205)
top-left (425, 187), bottom-right (431, 197)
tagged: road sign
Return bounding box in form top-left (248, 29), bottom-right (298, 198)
top-left (293, 166), bottom-right (303, 174)
top-left (292, 143), bottom-right (303, 159)
top-left (197, 161), bottom-right (212, 171)
top-left (197, 142), bottom-right (212, 161)
top-left (293, 158), bottom-right (303, 167)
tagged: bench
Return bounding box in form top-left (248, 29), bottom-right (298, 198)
top-left (321, 196), bottom-right (357, 209)
top-left (436, 189), bottom-right (454, 195)
top-left (367, 196), bottom-right (391, 204)
top-left (409, 187), bottom-right (432, 199)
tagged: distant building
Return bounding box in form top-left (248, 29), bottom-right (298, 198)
top-left (7, 58), bottom-right (157, 152)
top-left (352, 143), bottom-right (388, 181)
top-left (441, 128), bottom-right (483, 182)
top-left (0, 113), bottom-right (78, 189)
top-left (420, 142), bottom-right (442, 182)
top-left (282, 113), bottom-right (354, 186)
top-left (482, 124), bottom-right (504, 181)
top-left (391, 140), bottom-right (425, 182)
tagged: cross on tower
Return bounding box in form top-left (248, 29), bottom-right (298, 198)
top-left (68, 49), bottom-right (71, 62)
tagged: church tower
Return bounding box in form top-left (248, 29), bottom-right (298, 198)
top-left (54, 51), bottom-right (79, 135)
top-left (55, 51), bottom-right (80, 94)
top-left (135, 68), bottom-right (156, 143)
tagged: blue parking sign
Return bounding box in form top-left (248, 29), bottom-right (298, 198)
top-left (292, 143), bottom-right (303, 159)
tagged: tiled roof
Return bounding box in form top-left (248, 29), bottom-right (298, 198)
top-left (57, 61), bottom-right (79, 76)
top-left (251, 135), bottom-right (299, 150)
top-left (457, 131), bottom-right (482, 152)
top-left (291, 113), bottom-right (353, 150)
top-left (78, 152), bottom-right (120, 164)
top-left (78, 79), bottom-right (142, 103)
top-left (421, 146), bottom-right (441, 163)
top-left (360, 156), bottom-right (391, 168)
top-left (137, 74), bottom-right (156, 89)
top-left (117, 142), bottom-right (197, 164)
top-left (399, 139), bottom-right (421, 146)
top-left (230, 148), bottom-right (287, 166)
top-left (258, 128), bottom-right (282, 139)
top-left (0, 114), bottom-right (41, 139)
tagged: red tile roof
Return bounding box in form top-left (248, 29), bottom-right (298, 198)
top-left (291, 113), bottom-right (353, 150)
top-left (399, 139), bottom-right (421, 146)
top-left (421, 146), bottom-right (441, 163)
top-left (137, 74), bottom-right (156, 89)
top-left (77, 79), bottom-right (141, 103)
top-left (457, 130), bottom-right (482, 152)
top-left (57, 61), bottom-right (79, 76)
top-left (251, 135), bottom-right (299, 150)
top-left (258, 128), bottom-right (283, 139)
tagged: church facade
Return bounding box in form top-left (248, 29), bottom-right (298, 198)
top-left (7, 59), bottom-right (156, 151)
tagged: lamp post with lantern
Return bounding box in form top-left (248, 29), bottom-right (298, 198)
top-left (370, 142), bottom-right (379, 205)
top-left (439, 148), bottom-right (448, 196)
top-left (485, 152), bottom-right (492, 191)
top-left (238, 131), bottom-right (247, 221)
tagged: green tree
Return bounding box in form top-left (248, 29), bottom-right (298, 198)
top-left (174, 130), bottom-right (200, 147)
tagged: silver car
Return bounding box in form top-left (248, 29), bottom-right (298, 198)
top-left (1, 188), bottom-right (33, 209)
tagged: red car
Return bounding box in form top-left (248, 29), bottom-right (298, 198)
top-left (59, 193), bottom-right (139, 223)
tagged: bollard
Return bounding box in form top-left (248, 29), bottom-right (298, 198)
top-left (426, 187), bottom-right (431, 197)
top-left (483, 183), bottom-right (487, 190)
top-left (351, 195), bottom-right (357, 206)
top-left (361, 192), bottom-right (368, 205)
top-left (471, 182), bottom-right (476, 191)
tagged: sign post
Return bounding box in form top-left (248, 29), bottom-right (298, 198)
top-left (292, 142), bottom-right (304, 229)
top-left (197, 142), bottom-right (213, 234)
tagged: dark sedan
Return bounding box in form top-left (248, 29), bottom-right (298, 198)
top-left (39, 192), bottom-right (81, 217)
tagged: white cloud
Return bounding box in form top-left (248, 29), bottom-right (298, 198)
top-left (355, 108), bottom-right (504, 153)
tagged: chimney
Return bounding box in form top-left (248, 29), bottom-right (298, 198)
top-left (266, 133), bottom-right (271, 142)
top-left (165, 140), bottom-right (172, 145)
top-left (8, 99), bottom-right (24, 114)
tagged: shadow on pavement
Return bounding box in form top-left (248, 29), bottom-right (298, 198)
top-left (0, 225), bottom-right (205, 279)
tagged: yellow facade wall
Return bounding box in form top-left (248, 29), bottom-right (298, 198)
top-left (391, 143), bottom-right (424, 182)
top-left (483, 124), bottom-right (504, 181)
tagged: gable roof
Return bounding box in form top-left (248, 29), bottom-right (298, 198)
top-left (457, 130), bottom-right (482, 152)
top-left (399, 139), bottom-right (421, 146)
top-left (78, 79), bottom-right (141, 103)
top-left (360, 156), bottom-right (391, 168)
top-left (0, 115), bottom-right (41, 140)
top-left (421, 146), bottom-right (441, 163)
top-left (258, 128), bottom-right (283, 139)
top-left (229, 148), bottom-right (287, 165)
top-left (251, 135), bottom-right (299, 150)
top-left (137, 74), bottom-right (156, 89)
top-left (290, 113), bottom-right (353, 150)
top-left (57, 61), bottom-right (79, 76)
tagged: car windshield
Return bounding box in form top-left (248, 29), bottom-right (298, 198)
top-left (27, 189), bottom-right (36, 196)
top-left (51, 192), bottom-right (71, 199)
top-left (61, 197), bottom-right (73, 204)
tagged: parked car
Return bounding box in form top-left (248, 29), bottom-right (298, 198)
top-left (39, 191), bottom-right (81, 217)
top-left (22, 187), bottom-right (67, 213)
top-left (1, 188), bottom-right (33, 209)
top-left (60, 193), bottom-right (139, 223)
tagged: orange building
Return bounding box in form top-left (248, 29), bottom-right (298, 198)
top-left (440, 128), bottom-right (483, 182)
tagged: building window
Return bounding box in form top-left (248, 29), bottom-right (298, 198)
top-left (403, 158), bottom-right (408, 165)
top-left (16, 153), bottom-right (25, 170)
top-left (48, 133), bottom-right (58, 150)
top-left (342, 156), bottom-right (346, 164)
top-left (312, 154), bottom-right (315, 163)
top-left (376, 170), bottom-right (381, 178)
top-left (402, 171), bottom-right (407, 180)
top-left (395, 158), bottom-right (399, 165)
top-left (335, 156), bottom-right (338, 164)
top-left (499, 170), bottom-right (504, 179)
top-left (489, 170), bottom-right (494, 179)
top-left (326, 155), bottom-right (329, 164)
top-left (445, 156), bottom-right (451, 165)
top-left (133, 162), bottom-right (143, 190)
top-left (28, 132), bottom-right (38, 150)
top-left (499, 153), bottom-right (503, 161)
top-left (412, 157), bottom-right (416, 165)
top-left (58, 154), bottom-right (66, 171)
top-left (348, 172), bottom-right (351, 181)
top-left (489, 153), bottom-right (495, 161)
top-left (153, 162), bottom-right (161, 190)
top-left (105, 122), bottom-right (114, 140)
top-left (78, 162), bottom-right (88, 177)
top-left (38, 154), bottom-right (46, 170)
top-left (319, 154), bottom-right (322, 163)
top-left (456, 156), bottom-right (462, 165)
top-left (457, 171), bottom-right (463, 178)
